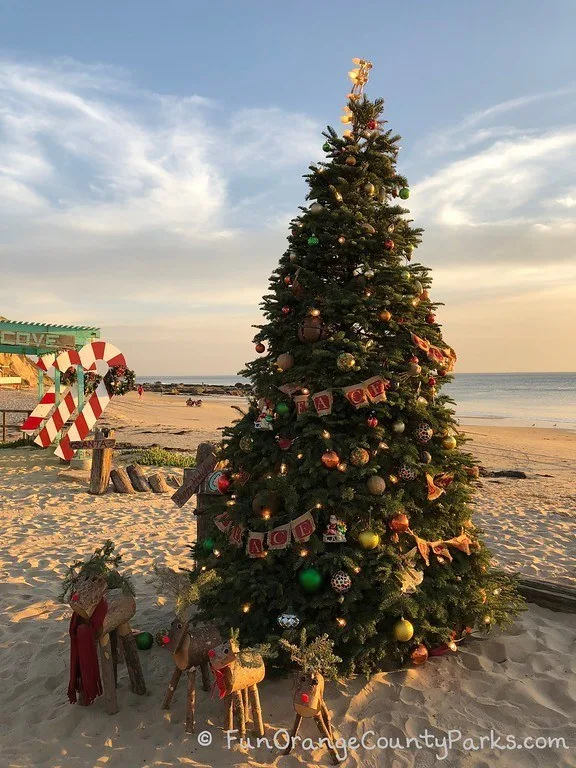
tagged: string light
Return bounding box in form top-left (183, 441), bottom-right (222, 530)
top-left (200, 565), bottom-right (207, 572)
top-left (299, 548), bottom-right (309, 557)
top-left (448, 641), bottom-right (458, 652)
top-left (336, 617), bottom-right (347, 627)
top-left (301, 388), bottom-right (310, 395)
top-left (315, 503), bottom-right (323, 510)
top-left (353, 566), bottom-right (361, 574)
top-left (226, 500), bottom-right (236, 507)
top-left (337, 462), bottom-right (348, 473)
top-left (493, 588), bottom-right (501, 595)
top-left (322, 430), bottom-right (331, 439)
top-left (261, 509), bottom-right (271, 520)
top-left (279, 463), bottom-right (288, 475)
top-left (309, 308), bottom-right (321, 317)
top-left (484, 615), bottom-right (492, 624)
top-left (241, 603), bottom-right (251, 613)
top-left (213, 549), bottom-right (221, 558)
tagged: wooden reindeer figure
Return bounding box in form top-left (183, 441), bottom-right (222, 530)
top-left (281, 630), bottom-right (342, 765)
top-left (208, 634), bottom-right (265, 738)
top-left (68, 573), bottom-right (146, 715)
top-left (161, 618), bottom-right (222, 733)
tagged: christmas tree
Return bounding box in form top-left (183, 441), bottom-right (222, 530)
top-left (193, 60), bottom-right (523, 674)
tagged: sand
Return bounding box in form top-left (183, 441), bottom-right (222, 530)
top-left (0, 392), bottom-right (575, 767)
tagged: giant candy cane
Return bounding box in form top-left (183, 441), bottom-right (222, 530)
top-left (30, 341), bottom-right (126, 460)
top-left (21, 355), bottom-right (59, 435)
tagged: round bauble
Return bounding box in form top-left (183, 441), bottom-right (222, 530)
top-left (310, 202), bottom-right (324, 214)
top-left (331, 571), bottom-right (352, 593)
top-left (388, 380), bottom-right (400, 392)
top-left (289, 251), bottom-right (298, 263)
top-left (255, 342), bottom-right (266, 354)
top-left (275, 402), bottom-right (290, 416)
top-left (393, 618), bottom-right (414, 642)
top-left (216, 473), bottom-right (232, 494)
top-left (411, 644), bottom-right (428, 665)
top-left (338, 235), bottom-right (346, 244)
top-left (341, 487), bottom-right (355, 501)
top-left (135, 631), bottom-right (154, 651)
top-left (277, 353), bottom-right (294, 371)
top-left (400, 270), bottom-right (411, 281)
top-left (298, 316), bottom-right (326, 343)
top-left (442, 436), bottom-right (457, 450)
top-left (362, 223), bottom-right (376, 234)
top-left (420, 451), bottom-right (432, 464)
top-left (307, 235), bottom-right (319, 246)
top-left (426, 313), bottom-right (436, 324)
top-left (389, 513), bottom-right (409, 533)
top-left (358, 530), bottom-right (380, 549)
top-left (350, 447), bottom-right (370, 467)
top-left (366, 475), bottom-right (386, 495)
top-left (336, 352), bottom-right (356, 370)
top-left (384, 239), bottom-right (395, 251)
top-left (379, 309), bottom-right (392, 322)
top-left (366, 413), bottom-right (378, 428)
top-left (392, 419), bottom-right (405, 434)
top-left (299, 567), bottom-right (322, 592)
top-left (413, 280), bottom-right (423, 295)
top-left (322, 142), bottom-right (331, 152)
top-left (367, 119), bottom-right (377, 130)
top-left (202, 537), bottom-right (215, 553)
top-left (321, 450), bottom-right (340, 469)
top-left (281, 306), bottom-right (291, 316)
top-left (345, 155), bottom-right (357, 166)
top-left (399, 187), bottom-right (410, 200)
top-left (398, 464), bottom-right (418, 482)
top-left (414, 422), bottom-right (433, 444)
top-left (364, 182), bottom-right (376, 196)
top-left (416, 396), bottom-right (428, 407)
top-left (277, 609), bottom-right (300, 630)
top-left (428, 377), bottom-right (437, 387)
top-left (239, 435), bottom-right (254, 452)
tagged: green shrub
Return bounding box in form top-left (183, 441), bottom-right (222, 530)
top-left (136, 446), bottom-right (197, 468)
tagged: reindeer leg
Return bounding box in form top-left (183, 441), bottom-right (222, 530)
top-left (225, 695), bottom-right (234, 732)
top-left (248, 684), bottom-right (264, 737)
top-left (185, 667), bottom-right (196, 733)
top-left (320, 699), bottom-right (334, 740)
top-left (283, 713), bottom-right (302, 756)
top-left (314, 714), bottom-right (341, 764)
top-left (162, 666), bottom-right (183, 710)
top-left (200, 660), bottom-right (211, 692)
top-left (233, 690), bottom-right (246, 738)
top-left (242, 687), bottom-right (250, 724)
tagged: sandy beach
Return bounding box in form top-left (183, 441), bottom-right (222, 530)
top-left (0, 391), bottom-right (575, 767)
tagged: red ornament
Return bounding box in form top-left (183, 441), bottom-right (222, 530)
top-left (428, 377), bottom-right (437, 387)
top-left (217, 473), bottom-right (232, 494)
top-left (410, 356), bottom-right (419, 363)
top-left (367, 413), bottom-right (379, 428)
top-left (281, 306), bottom-right (291, 315)
top-left (384, 239), bottom-right (395, 251)
top-left (367, 119), bottom-right (377, 130)
top-left (284, 276), bottom-right (292, 285)
top-left (255, 343), bottom-right (266, 354)
top-left (426, 313), bottom-right (436, 324)
top-left (389, 513), bottom-right (410, 532)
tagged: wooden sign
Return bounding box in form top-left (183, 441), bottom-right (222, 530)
top-left (69, 438), bottom-right (116, 449)
top-left (0, 330), bottom-right (75, 349)
top-left (172, 454), bottom-right (218, 508)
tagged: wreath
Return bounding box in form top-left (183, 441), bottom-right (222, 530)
top-left (59, 365), bottom-right (136, 396)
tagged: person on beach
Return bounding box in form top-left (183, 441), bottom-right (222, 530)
top-left (137, 384), bottom-right (144, 400)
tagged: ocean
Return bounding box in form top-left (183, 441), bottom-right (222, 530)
top-left (137, 372), bottom-right (576, 429)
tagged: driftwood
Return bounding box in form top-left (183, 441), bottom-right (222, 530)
top-left (126, 464), bottom-right (151, 492)
top-left (148, 472), bottom-right (170, 494)
top-left (110, 468), bottom-right (135, 494)
top-left (161, 619), bottom-right (222, 733)
top-left (209, 639), bottom-right (265, 737)
top-left (519, 577), bottom-right (576, 613)
top-left (89, 429), bottom-right (115, 495)
top-left (479, 467), bottom-right (527, 479)
top-left (284, 671), bottom-right (341, 764)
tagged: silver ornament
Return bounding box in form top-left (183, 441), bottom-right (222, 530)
top-left (310, 202), bottom-right (324, 214)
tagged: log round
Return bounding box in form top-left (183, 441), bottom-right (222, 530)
top-left (101, 589), bottom-right (136, 636)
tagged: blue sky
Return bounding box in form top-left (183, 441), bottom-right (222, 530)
top-left (1, 1), bottom-right (575, 372)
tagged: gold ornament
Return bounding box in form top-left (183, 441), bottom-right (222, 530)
top-left (379, 309), bottom-right (392, 322)
top-left (364, 182), bottom-right (376, 196)
top-left (366, 475), bottom-right (386, 495)
top-left (442, 436), bottom-right (457, 450)
top-left (393, 618), bottom-right (414, 642)
top-left (350, 447), bottom-right (370, 466)
top-left (345, 155), bottom-right (357, 166)
top-left (358, 530), bottom-right (380, 550)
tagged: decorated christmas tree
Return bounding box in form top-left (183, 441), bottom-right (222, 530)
top-left (193, 60), bottom-right (523, 674)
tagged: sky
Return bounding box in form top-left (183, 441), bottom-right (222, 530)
top-left (1, 0), bottom-right (575, 374)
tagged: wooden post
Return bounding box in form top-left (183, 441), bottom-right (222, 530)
top-left (162, 666), bottom-right (183, 710)
top-left (89, 429), bottom-right (115, 494)
top-left (200, 660), bottom-right (211, 692)
top-left (118, 624), bottom-right (147, 695)
top-left (194, 442), bottom-right (220, 543)
top-left (110, 468), bottom-right (136, 494)
top-left (249, 684), bottom-right (264, 737)
top-left (148, 472), bottom-right (170, 493)
top-left (185, 667), bottom-right (196, 733)
top-left (126, 463), bottom-right (151, 492)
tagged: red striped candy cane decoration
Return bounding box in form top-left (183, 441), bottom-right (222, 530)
top-left (22, 355), bottom-right (59, 435)
top-left (34, 386), bottom-right (79, 448)
top-left (54, 341), bottom-right (127, 461)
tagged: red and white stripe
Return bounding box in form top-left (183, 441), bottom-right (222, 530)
top-left (55, 381), bottom-right (110, 460)
top-left (22, 387), bottom-right (59, 434)
top-left (79, 341), bottom-right (126, 371)
top-left (34, 387), bottom-right (79, 448)
top-left (36, 353), bottom-right (56, 372)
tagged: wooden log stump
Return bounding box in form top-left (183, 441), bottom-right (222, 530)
top-left (110, 468), bottom-right (135, 494)
top-left (101, 590), bottom-right (136, 636)
top-left (162, 666), bottom-right (183, 710)
top-left (99, 632), bottom-right (119, 715)
top-left (127, 463), bottom-right (151, 493)
top-left (89, 429), bottom-right (114, 495)
top-left (148, 472), bottom-right (170, 494)
top-left (118, 623), bottom-right (147, 695)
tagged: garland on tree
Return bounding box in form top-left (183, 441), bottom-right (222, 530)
top-left (187, 59), bottom-right (523, 675)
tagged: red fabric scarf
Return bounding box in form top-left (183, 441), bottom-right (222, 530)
top-left (68, 598), bottom-right (108, 705)
top-left (211, 665), bottom-right (228, 699)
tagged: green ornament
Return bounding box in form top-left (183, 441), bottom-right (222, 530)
top-left (299, 567), bottom-right (322, 593)
top-left (276, 402), bottom-right (290, 416)
top-left (336, 352), bottom-right (356, 371)
top-left (399, 187), bottom-right (410, 200)
top-left (202, 537), bottom-right (215, 553)
top-left (400, 270), bottom-right (411, 281)
top-left (135, 631), bottom-right (154, 651)
top-left (322, 142), bottom-right (331, 152)
top-left (307, 235), bottom-right (319, 246)
top-left (341, 487), bottom-right (355, 502)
